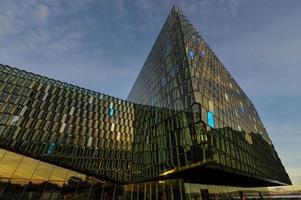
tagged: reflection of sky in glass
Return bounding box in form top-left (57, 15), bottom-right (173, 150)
top-left (188, 50), bottom-right (194, 59)
top-left (207, 111), bottom-right (214, 128)
top-left (108, 108), bottom-right (115, 117)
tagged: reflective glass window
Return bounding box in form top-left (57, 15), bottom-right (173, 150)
top-left (188, 50), bottom-right (194, 59)
top-left (108, 108), bottom-right (115, 117)
top-left (207, 111), bottom-right (214, 128)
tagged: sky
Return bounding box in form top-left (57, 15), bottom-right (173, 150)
top-left (0, 0), bottom-right (300, 184)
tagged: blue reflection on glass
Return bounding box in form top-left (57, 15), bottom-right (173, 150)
top-left (108, 108), bottom-right (115, 117)
top-left (240, 102), bottom-right (244, 113)
top-left (188, 50), bottom-right (194, 59)
top-left (207, 111), bottom-right (214, 128)
top-left (47, 143), bottom-right (56, 155)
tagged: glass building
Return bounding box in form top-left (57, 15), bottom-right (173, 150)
top-left (0, 6), bottom-right (290, 200)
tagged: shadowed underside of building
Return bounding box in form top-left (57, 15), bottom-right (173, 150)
top-left (0, 6), bottom-right (290, 200)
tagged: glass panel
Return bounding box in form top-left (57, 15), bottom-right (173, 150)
top-left (0, 149), bottom-right (7, 161)
top-left (47, 143), bottom-right (56, 155)
top-left (31, 162), bottom-right (54, 182)
top-left (0, 178), bottom-right (9, 194)
top-left (108, 108), bottom-right (115, 117)
top-left (188, 50), bottom-right (194, 59)
top-left (1, 181), bottom-right (27, 200)
top-left (200, 50), bottom-right (206, 57)
top-left (0, 151), bottom-right (23, 178)
top-left (49, 166), bottom-right (68, 186)
top-left (207, 111), bottom-right (214, 128)
top-left (11, 156), bottom-right (39, 181)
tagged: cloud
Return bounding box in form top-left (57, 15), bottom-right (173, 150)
top-left (34, 4), bottom-right (50, 22)
top-left (0, 2), bottom-right (60, 49)
top-left (0, 1), bottom-right (21, 36)
top-left (0, 0), bottom-right (142, 98)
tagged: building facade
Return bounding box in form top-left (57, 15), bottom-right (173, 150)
top-left (0, 6), bottom-right (290, 200)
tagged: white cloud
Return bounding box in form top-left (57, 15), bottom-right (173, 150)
top-left (0, 0), bottom-right (94, 53)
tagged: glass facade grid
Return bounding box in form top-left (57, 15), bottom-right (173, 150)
top-left (0, 5), bottom-right (291, 200)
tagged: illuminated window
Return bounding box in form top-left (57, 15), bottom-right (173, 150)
top-left (207, 111), bottom-right (214, 128)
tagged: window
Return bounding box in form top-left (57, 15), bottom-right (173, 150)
top-left (10, 116), bottom-right (20, 126)
top-left (208, 100), bottom-right (214, 113)
top-left (87, 137), bottom-right (93, 147)
top-left (166, 42), bottom-right (172, 55)
top-left (207, 111), bottom-right (214, 128)
top-left (171, 65), bottom-right (178, 77)
top-left (111, 123), bottom-right (115, 131)
top-left (47, 143), bottom-right (56, 155)
top-left (225, 93), bottom-right (229, 101)
top-left (108, 108), bottom-right (115, 117)
top-left (200, 50), bottom-right (205, 58)
top-left (89, 96), bottom-right (93, 104)
top-left (240, 102), bottom-right (244, 113)
top-left (188, 50), bottom-right (194, 59)
top-left (0, 92), bottom-right (8, 101)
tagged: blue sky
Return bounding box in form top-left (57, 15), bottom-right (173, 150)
top-left (0, 0), bottom-right (300, 184)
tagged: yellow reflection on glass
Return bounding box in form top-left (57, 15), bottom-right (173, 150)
top-left (31, 161), bottom-right (54, 182)
top-left (0, 151), bottom-right (23, 178)
top-left (12, 157), bottom-right (39, 181)
top-left (49, 166), bottom-right (68, 186)
top-left (0, 149), bottom-right (7, 161)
